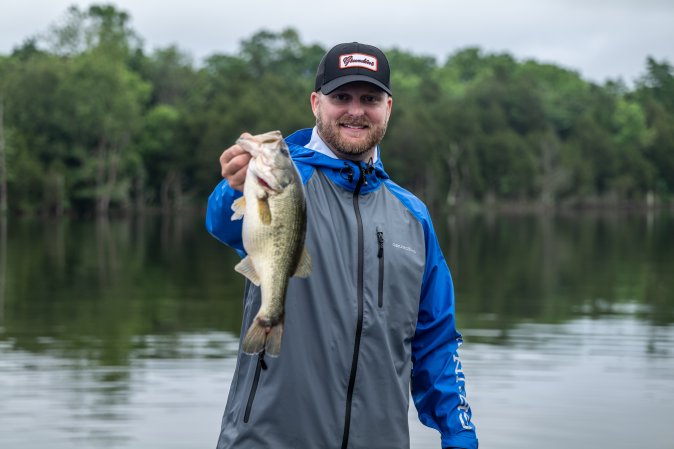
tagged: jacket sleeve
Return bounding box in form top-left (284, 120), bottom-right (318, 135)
top-left (411, 213), bottom-right (478, 449)
top-left (205, 178), bottom-right (246, 257)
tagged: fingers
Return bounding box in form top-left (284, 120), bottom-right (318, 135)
top-left (219, 145), bottom-right (247, 170)
top-left (220, 148), bottom-right (251, 191)
top-left (219, 133), bottom-right (254, 192)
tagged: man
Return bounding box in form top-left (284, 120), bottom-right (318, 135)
top-left (206, 42), bottom-right (478, 449)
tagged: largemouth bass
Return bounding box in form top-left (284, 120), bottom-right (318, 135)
top-left (231, 130), bottom-right (311, 357)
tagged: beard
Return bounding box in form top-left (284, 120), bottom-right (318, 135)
top-left (316, 106), bottom-right (388, 159)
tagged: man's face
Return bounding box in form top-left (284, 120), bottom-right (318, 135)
top-left (310, 82), bottom-right (393, 161)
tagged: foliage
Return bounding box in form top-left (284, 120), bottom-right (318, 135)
top-left (1, 4), bottom-right (673, 216)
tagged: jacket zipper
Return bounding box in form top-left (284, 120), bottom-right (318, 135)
top-left (243, 350), bottom-right (267, 423)
top-left (341, 164), bottom-right (367, 449)
top-left (377, 228), bottom-right (384, 308)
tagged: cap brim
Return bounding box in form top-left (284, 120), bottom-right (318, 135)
top-left (319, 74), bottom-right (392, 96)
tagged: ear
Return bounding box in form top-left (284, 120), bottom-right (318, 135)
top-left (310, 91), bottom-right (320, 117)
top-left (385, 95), bottom-right (393, 121)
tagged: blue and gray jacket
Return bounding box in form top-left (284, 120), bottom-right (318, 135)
top-left (206, 128), bottom-right (477, 449)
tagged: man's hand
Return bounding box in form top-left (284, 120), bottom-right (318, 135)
top-left (220, 132), bottom-right (253, 192)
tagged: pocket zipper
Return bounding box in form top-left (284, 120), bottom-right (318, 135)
top-left (377, 229), bottom-right (384, 308)
top-left (243, 350), bottom-right (267, 423)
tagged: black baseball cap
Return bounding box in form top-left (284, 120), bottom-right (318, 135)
top-left (314, 42), bottom-right (392, 96)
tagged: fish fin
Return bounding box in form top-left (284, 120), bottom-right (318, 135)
top-left (234, 256), bottom-right (261, 286)
top-left (231, 196), bottom-right (246, 220)
top-left (257, 197), bottom-right (272, 225)
top-left (241, 321), bottom-right (267, 355)
top-left (292, 247), bottom-right (312, 278)
top-left (264, 320), bottom-right (284, 357)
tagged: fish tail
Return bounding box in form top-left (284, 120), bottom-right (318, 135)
top-left (264, 319), bottom-right (284, 357)
top-left (241, 321), bottom-right (268, 355)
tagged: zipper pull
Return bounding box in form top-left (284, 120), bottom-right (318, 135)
top-left (259, 350), bottom-right (268, 370)
top-left (365, 157), bottom-right (375, 174)
top-left (340, 162), bottom-right (354, 183)
top-left (377, 231), bottom-right (384, 258)
top-left (360, 165), bottom-right (368, 186)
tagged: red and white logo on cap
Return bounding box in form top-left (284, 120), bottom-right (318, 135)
top-left (339, 53), bottom-right (378, 71)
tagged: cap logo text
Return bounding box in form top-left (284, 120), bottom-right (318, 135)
top-left (339, 53), bottom-right (378, 71)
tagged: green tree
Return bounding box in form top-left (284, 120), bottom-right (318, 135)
top-left (44, 5), bottom-right (150, 215)
top-left (0, 95), bottom-right (6, 215)
top-left (57, 51), bottom-right (149, 214)
top-left (2, 5), bottom-right (674, 214)
top-left (608, 97), bottom-right (655, 196)
top-left (635, 58), bottom-right (674, 196)
top-left (134, 104), bottom-right (182, 212)
top-left (1, 50), bottom-right (69, 214)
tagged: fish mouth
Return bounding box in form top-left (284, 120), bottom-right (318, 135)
top-left (256, 175), bottom-right (275, 191)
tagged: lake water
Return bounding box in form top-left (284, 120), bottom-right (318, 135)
top-left (1, 211), bottom-right (673, 449)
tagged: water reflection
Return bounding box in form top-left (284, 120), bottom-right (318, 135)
top-left (462, 317), bottom-right (674, 449)
top-left (2, 215), bottom-right (244, 363)
top-left (0, 334), bottom-right (238, 449)
top-left (1, 212), bottom-right (673, 449)
top-left (442, 211), bottom-right (674, 331)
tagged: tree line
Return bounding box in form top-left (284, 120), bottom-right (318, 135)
top-left (0, 4), bottom-right (673, 217)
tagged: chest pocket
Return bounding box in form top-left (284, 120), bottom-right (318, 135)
top-left (370, 219), bottom-right (425, 345)
top-left (376, 225), bottom-right (385, 308)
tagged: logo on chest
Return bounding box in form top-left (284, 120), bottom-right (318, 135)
top-left (392, 242), bottom-right (417, 254)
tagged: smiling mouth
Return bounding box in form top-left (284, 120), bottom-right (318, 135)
top-left (340, 123), bottom-right (368, 130)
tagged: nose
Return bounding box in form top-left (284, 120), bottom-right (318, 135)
top-left (346, 99), bottom-right (365, 116)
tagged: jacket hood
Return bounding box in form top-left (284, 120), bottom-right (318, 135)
top-left (285, 128), bottom-right (390, 194)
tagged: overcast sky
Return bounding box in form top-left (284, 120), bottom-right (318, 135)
top-left (1, 0), bottom-right (673, 84)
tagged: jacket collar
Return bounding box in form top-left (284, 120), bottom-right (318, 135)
top-left (285, 128), bottom-right (389, 194)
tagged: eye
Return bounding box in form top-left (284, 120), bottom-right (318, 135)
top-left (332, 93), bottom-right (350, 102)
